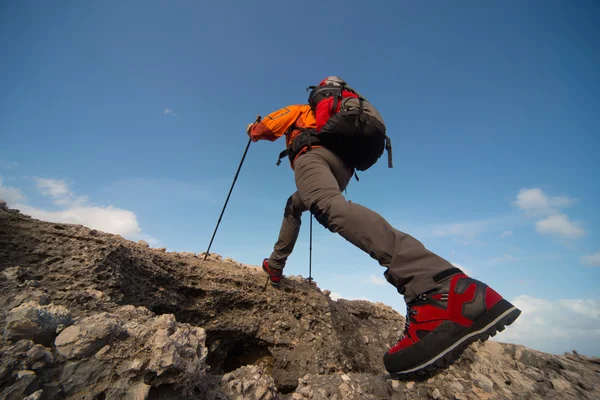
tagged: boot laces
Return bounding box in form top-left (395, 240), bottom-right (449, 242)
top-left (403, 294), bottom-right (427, 335)
top-left (404, 306), bottom-right (417, 332)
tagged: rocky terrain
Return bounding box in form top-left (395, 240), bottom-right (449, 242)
top-left (1, 201), bottom-right (599, 399)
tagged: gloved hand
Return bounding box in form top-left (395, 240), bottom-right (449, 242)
top-left (246, 115), bottom-right (261, 137)
top-left (246, 122), bottom-right (255, 135)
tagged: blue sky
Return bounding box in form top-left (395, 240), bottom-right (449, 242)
top-left (1, 1), bottom-right (599, 356)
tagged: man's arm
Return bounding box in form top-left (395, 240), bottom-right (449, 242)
top-left (247, 105), bottom-right (303, 142)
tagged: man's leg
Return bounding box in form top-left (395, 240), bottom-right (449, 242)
top-left (293, 147), bottom-right (454, 302)
top-left (268, 192), bottom-right (307, 270)
top-left (293, 147), bottom-right (520, 377)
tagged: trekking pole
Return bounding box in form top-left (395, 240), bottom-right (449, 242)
top-left (202, 116), bottom-right (261, 262)
top-left (308, 214), bottom-right (313, 284)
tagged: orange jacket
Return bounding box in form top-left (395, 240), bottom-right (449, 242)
top-left (249, 104), bottom-right (317, 149)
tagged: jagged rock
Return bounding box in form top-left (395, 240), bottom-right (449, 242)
top-left (0, 370), bottom-right (38, 400)
top-left (55, 312), bottom-right (124, 359)
top-left (179, 252), bottom-right (197, 258)
top-left (223, 257), bottom-right (242, 266)
top-left (293, 372), bottom-right (393, 400)
top-left (1, 206), bottom-right (600, 400)
top-left (2, 266), bottom-right (34, 282)
top-left (138, 240), bottom-right (149, 247)
top-left (25, 344), bottom-right (54, 370)
top-left (54, 306), bottom-right (208, 399)
top-left (199, 252), bottom-right (223, 261)
top-left (221, 365), bottom-right (278, 400)
top-left (22, 390), bottom-right (43, 400)
top-left (145, 314), bottom-right (207, 384)
top-left (3, 301), bottom-right (72, 345)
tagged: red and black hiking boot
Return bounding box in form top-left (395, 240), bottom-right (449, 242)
top-left (262, 259), bottom-right (283, 287)
top-left (384, 271), bottom-right (521, 378)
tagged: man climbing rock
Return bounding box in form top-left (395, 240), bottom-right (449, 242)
top-left (246, 76), bottom-right (521, 377)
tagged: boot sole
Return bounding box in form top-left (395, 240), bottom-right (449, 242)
top-left (388, 299), bottom-right (521, 379)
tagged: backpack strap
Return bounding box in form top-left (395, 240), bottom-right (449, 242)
top-left (355, 96), bottom-right (366, 131)
top-left (276, 149), bottom-right (288, 166)
top-left (331, 85), bottom-right (345, 114)
top-left (276, 124), bottom-right (297, 166)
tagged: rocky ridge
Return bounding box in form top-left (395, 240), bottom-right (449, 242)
top-left (1, 201), bottom-right (599, 399)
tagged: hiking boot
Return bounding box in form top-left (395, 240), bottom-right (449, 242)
top-left (383, 272), bottom-right (521, 378)
top-left (262, 259), bottom-right (283, 287)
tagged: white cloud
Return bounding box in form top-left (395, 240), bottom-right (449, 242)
top-left (559, 299), bottom-right (600, 319)
top-left (10, 176), bottom-right (156, 244)
top-left (497, 295), bottom-right (600, 356)
top-left (163, 108), bottom-right (179, 118)
top-left (34, 177), bottom-right (88, 207)
top-left (329, 292), bottom-right (372, 302)
top-left (35, 178), bottom-right (70, 198)
top-left (514, 188), bottom-right (574, 217)
top-left (16, 204), bottom-right (142, 237)
top-left (501, 230), bottom-right (512, 237)
top-left (367, 275), bottom-right (386, 285)
top-left (514, 188), bottom-right (584, 239)
top-left (581, 252), bottom-right (600, 267)
top-left (330, 292), bottom-right (343, 301)
top-left (0, 175), bottom-right (25, 204)
top-left (535, 214), bottom-right (584, 238)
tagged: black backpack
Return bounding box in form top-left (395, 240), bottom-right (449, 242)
top-left (306, 76), bottom-right (392, 171)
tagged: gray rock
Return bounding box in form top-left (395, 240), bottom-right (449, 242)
top-left (59, 358), bottom-right (113, 396)
top-left (2, 266), bottom-right (33, 282)
top-left (55, 312), bottom-right (123, 359)
top-left (0, 370), bottom-right (37, 400)
top-left (470, 370), bottom-right (495, 392)
top-left (551, 378), bottom-right (572, 391)
top-left (3, 302), bottom-right (72, 345)
top-left (25, 344), bottom-right (53, 370)
top-left (146, 318), bottom-right (207, 385)
top-left (22, 390), bottom-right (43, 400)
top-left (53, 306), bottom-right (208, 398)
top-left (292, 373), bottom-right (393, 400)
top-left (3, 208), bottom-right (600, 400)
top-left (221, 365), bottom-right (278, 400)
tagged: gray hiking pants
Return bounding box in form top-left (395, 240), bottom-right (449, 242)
top-left (268, 147), bottom-right (457, 302)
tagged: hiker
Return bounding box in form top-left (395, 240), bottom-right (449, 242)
top-left (246, 77), bottom-right (521, 377)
